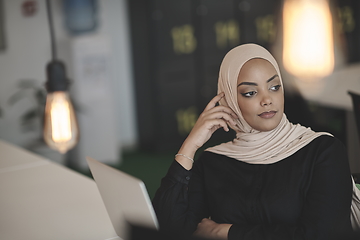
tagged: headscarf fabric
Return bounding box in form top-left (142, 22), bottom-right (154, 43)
top-left (206, 43), bottom-right (331, 164)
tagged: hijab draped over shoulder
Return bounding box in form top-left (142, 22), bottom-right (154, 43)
top-left (206, 43), bottom-right (331, 164)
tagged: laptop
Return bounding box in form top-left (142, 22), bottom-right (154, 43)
top-left (86, 157), bottom-right (159, 240)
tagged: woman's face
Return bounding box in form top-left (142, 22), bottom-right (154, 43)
top-left (237, 58), bottom-right (284, 132)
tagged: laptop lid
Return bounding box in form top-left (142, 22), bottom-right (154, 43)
top-left (86, 157), bottom-right (159, 240)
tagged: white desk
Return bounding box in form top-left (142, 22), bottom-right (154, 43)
top-left (0, 140), bottom-right (120, 240)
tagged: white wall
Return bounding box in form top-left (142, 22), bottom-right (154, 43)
top-left (99, 0), bottom-right (137, 150)
top-left (0, 0), bottom-right (50, 147)
top-left (0, 0), bottom-right (137, 164)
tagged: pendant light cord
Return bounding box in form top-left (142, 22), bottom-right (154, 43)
top-left (45, 0), bottom-right (57, 60)
top-left (44, 0), bottom-right (68, 92)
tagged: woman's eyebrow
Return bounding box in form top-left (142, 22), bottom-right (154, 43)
top-left (267, 74), bottom-right (279, 83)
top-left (237, 74), bottom-right (279, 87)
top-left (238, 81), bottom-right (257, 87)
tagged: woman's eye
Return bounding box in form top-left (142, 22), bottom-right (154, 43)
top-left (241, 91), bottom-right (257, 97)
top-left (270, 85), bottom-right (281, 91)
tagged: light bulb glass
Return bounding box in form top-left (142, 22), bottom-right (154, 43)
top-left (43, 91), bottom-right (79, 154)
top-left (282, 0), bottom-right (334, 80)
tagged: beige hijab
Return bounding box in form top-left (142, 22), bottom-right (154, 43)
top-left (206, 43), bottom-right (331, 163)
top-left (206, 43), bottom-right (360, 230)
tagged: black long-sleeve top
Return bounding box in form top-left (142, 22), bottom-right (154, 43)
top-left (153, 135), bottom-right (354, 240)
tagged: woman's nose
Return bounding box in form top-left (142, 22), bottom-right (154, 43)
top-left (260, 94), bottom-right (272, 106)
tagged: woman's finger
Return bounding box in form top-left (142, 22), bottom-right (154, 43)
top-left (204, 92), bottom-right (225, 111)
top-left (204, 111), bottom-right (237, 126)
top-left (203, 118), bottom-right (230, 132)
top-left (204, 105), bottom-right (238, 120)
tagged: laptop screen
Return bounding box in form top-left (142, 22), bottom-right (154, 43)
top-left (86, 157), bottom-right (159, 239)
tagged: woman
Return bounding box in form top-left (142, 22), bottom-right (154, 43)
top-left (153, 43), bottom-right (355, 240)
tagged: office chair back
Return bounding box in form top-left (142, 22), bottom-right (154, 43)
top-left (348, 91), bottom-right (360, 143)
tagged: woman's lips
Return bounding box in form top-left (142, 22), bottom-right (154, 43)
top-left (258, 111), bottom-right (277, 119)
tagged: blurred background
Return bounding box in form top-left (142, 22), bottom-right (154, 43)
top-left (0, 0), bottom-right (359, 198)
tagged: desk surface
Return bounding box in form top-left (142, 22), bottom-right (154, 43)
top-left (0, 140), bottom-right (120, 240)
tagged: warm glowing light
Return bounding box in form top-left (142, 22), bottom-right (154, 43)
top-left (43, 92), bottom-right (79, 153)
top-left (51, 98), bottom-right (72, 142)
top-left (282, 0), bottom-right (334, 80)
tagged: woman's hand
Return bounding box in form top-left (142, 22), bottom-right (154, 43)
top-left (185, 92), bottom-right (237, 150)
top-left (193, 218), bottom-right (232, 240)
top-left (176, 92), bottom-right (238, 169)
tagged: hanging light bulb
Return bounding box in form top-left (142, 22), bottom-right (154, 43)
top-left (43, 0), bottom-right (79, 154)
top-left (282, 0), bottom-right (334, 80)
top-left (43, 92), bottom-right (78, 153)
top-left (43, 61), bottom-right (79, 154)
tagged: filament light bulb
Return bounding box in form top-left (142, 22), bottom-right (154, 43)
top-left (43, 91), bottom-right (79, 154)
top-left (44, 0), bottom-right (80, 155)
top-left (282, 0), bottom-right (334, 80)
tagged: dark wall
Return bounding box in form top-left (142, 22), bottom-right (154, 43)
top-left (128, 0), bottom-right (353, 152)
top-left (128, 0), bottom-right (282, 152)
